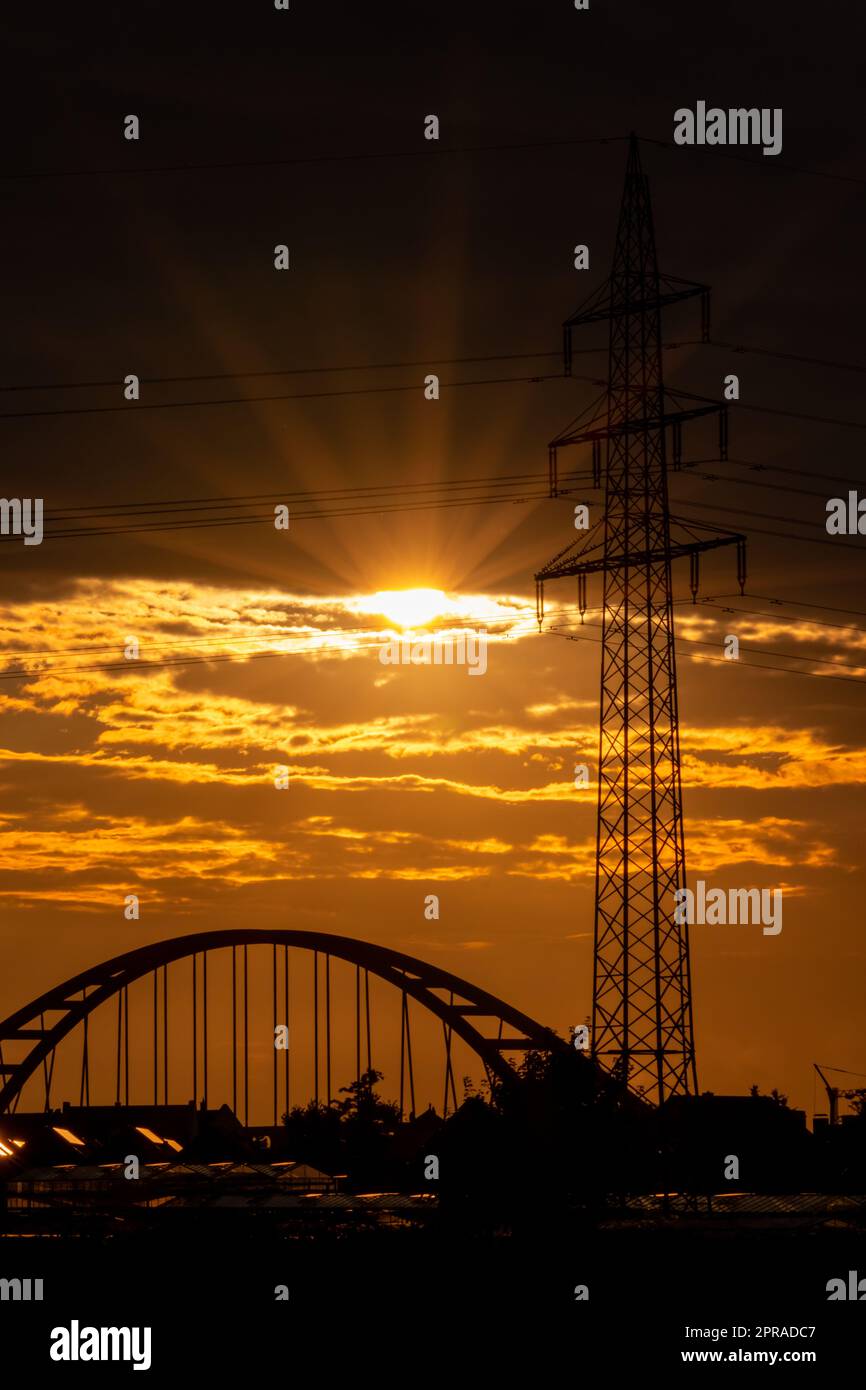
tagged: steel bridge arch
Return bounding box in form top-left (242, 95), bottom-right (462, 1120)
top-left (0, 929), bottom-right (570, 1115)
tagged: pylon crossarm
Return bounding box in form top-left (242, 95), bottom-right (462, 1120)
top-left (535, 524), bottom-right (605, 582)
top-left (550, 401), bottom-right (723, 452)
top-left (538, 531), bottom-right (741, 582)
top-left (564, 276), bottom-right (708, 331)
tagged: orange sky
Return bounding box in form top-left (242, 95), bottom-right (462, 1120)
top-left (3, 8), bottom-right (866, 1122)
top-left (1, 573), bottom-right (864, 1117)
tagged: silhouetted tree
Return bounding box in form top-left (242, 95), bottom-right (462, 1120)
top-left (749, 1084), bottom-right (789, 1107)
top-left (282, 1069), bottom-right (401, 1183)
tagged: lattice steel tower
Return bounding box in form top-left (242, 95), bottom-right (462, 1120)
top-left (535, 135), bottom-right (746, 1104)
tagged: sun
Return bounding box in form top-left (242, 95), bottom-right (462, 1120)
top-left (370, 588), bottom-right (451, 630)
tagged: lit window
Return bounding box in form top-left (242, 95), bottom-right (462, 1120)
top-left (52, 1127), bottom-right (85, 1147)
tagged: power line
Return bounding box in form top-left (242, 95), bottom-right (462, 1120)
top-left (675, 503), bottom-right (866, 554)
top-left (8, 128), bottom-right (861, 192)
top-left (4, 592), bottom-right (865, 688)
top-left (638, 587), bottom-right (866, 630)
top-left (0, 370), bottom-right (571, 422)
top-left (743, 592), bottom-right (866, 622)
top-left (0, 477), bottom-right (593, 548)
top-left (552, 616), bottom-right (866, 674)
top-left (0, 449), bottom-right (857, 554)
top-left (35, 468), bottom-right (584, 522)
top-left (677, 339), bottom-right (866, 376)
top-left (3, 619), bottom-right (861, 689)
top-left (688, 597), bottom-right (866, 636)
top-left (0, 595), bottom-right (731, 664)
top-left (0, 637), bottom-right (392, 683)
top-left (669, 383), bottom-right (866, 434)
top-left (732, 400), bottom-right (866, 432)
top-left (6, 363), bottom-right (866, 434)
top-left (686, 469), bottom-right (834, 503)
top-left (545, 625), bottom-right (866, 689)
top-left (0, 470), bottom-right (856, 554)
top-left (0, 494), bottom-right (549, 542)
top-left (0, 349), bottom-right (572, 395)
top-left (1, 134), bottom-right (627, 183)
top-left (7, 591), bottom-right (864, 665)
top-left (0, 605), bottom-right (540, 682)
top-left (7, 336), bottom-right (866, 399)
top-left (682, 456), bottom-right (865, 491)
top-left (0, 605), bottom-right (540, 664)
top-left (643, 135), bottom-right (866, 191)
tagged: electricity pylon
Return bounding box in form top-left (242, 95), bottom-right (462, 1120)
top-left (535, 135), bottom-right (746, 1105)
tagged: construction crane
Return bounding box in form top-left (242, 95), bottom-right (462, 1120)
top-left (813, 1063), bottom-right (866, 1126)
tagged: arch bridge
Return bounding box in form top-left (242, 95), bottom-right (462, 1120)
top-left (0, 930), bottom-right (571, 1121)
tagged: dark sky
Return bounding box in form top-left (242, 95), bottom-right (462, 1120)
top-left (4, 0), bottom-right (865, 594)
top-left (1, 2), bottom-right (865, 1117)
